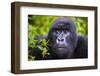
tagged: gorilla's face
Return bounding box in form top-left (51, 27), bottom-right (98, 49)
top-left (48, 18), bottom-right (78, 58)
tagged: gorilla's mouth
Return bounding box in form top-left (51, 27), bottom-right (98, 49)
top-left (57, 47), bottom-right (66, 48)
top-left (57, 47), bottom-right (67, 50)
top-left (54, 45), bottom-right (68, 50)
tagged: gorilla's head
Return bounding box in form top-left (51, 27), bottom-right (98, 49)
top-left (47, 17), bottom-right (78, 59)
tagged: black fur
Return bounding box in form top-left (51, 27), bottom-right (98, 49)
top-left (47, 17), bottom-right (87, 59)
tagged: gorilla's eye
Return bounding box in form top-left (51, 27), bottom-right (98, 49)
top-left (52, 29), bottom-right (60, 36)
top-left (63, 30), bottom-right (67, 33)
top-left (55, 30), bottom-right (59, 34)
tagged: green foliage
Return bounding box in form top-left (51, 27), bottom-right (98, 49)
top-left (72, 17), bottom-right (88, 35)
top-left (37, 39), bottom-right (49, 58)
top-left (28, 55), bottom-right (35, 61)
top-left (28, 15), bottom-right (88, 61)
top-left (28, 38), bottom-right (49, 60)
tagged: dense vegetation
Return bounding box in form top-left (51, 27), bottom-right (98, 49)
top-left (28, 15), bottom-right (88, 61)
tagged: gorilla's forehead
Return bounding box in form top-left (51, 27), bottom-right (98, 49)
top-left (51, 17), bottom-right (76, 30)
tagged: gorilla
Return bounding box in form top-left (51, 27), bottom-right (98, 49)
top-left (47, 17), bottom-right (88, 59)
top-left (28, 17), bottom-right (88, 60)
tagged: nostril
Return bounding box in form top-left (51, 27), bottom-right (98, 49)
top-left (58, 39), bottom-right (60, 41)
top-left (61, 39), bottom-right (64, 41)
top-left (58, 38), bottom-right (64, 42)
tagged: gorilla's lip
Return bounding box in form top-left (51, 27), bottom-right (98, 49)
top-left (57, 47), bottom-right (66, 48)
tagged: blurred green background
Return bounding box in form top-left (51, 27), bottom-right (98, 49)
top-left (28, 15), bottom-right (88, 61)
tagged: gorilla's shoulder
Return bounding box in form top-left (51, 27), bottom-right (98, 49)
top-left (73, 35), bottom-right (88, 58)
top-left (77, 35), bottom-right (87, 46)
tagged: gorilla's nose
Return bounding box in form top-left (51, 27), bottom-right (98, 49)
top-left (58, 38), bottom-right (64, 42)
